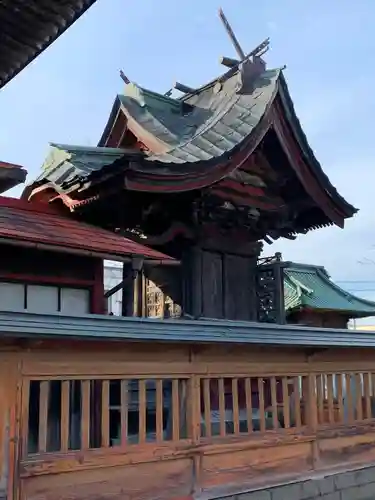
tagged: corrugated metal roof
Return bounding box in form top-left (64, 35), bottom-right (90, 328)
top-left (284, 263), bottom-right (375, 317)
top-left (0, 0), bottom-right (97, 89)
top-left (0, 310), bottom-right (375, 348)
top-left (0, 196), bottom-right (174, 262)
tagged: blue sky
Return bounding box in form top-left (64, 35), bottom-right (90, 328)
top-left (1, 0), bottom-right (375, 300)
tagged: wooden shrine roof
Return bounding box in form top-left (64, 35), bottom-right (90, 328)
top-left (0, 196), bottom-right (174, 262)
top-left (0, 0), bottom-right (97, 89)
top-left (25, 62), bottom-right (357, 235)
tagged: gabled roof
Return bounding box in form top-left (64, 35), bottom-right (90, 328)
top-left (0, 0), bottom-right (97, 89)
top-left (0, 161), bottom-right (27, 193)
top-left (25, 58), bottom-right (357, 234)
top-left (0, 197), bottom-right (174, 263)
top-left (284, 262), bottom-right (375, 318)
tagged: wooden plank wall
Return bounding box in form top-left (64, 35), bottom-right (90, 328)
top-left (2, 340), bottom-right (375, 500)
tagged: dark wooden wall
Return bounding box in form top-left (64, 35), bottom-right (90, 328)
top-left (182, 242), bottom-right (259, 320)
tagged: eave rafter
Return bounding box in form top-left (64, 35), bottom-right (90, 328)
top-left (0, 0), bottom-right (98, 89)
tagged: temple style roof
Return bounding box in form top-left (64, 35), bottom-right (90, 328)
top-left (284, 262), bottom-right (375, 318)
top-left (0, 161), bottom-right (27, 193)
top-left (24, 32), bottom-right (357, 240)
top-left (0, 196), bottom-right (174, 263)
top-left (0, 0), bottom-right (97, 89)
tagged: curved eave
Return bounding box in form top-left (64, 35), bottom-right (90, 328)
top-left (277, 73), bottom-right (357, 220)
top-left (0, 0), bottom-right (97, 89)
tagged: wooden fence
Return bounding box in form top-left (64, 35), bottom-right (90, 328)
top-left (3, 339), bottom-right (375, 500)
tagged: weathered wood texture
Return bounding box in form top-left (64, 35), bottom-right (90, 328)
top-left (187, 248), bottom-right (258, 320)
top-left (2, 341), bottom-right (375, 500)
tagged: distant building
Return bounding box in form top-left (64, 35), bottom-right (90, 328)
top-left (284, 262), bottom-right (375, 329)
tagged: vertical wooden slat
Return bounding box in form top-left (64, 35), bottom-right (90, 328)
top-left (355, 373), bottom-right (363, 421)
top-left (101, 380), bottom-right (110, 447)
top-left (316, 375), bottom-right (324, 424)
top-left (218, 378), bottom-right (226, 437)
top-left (81, 380), bottom-right (90, 449)
top-left (345, 373), bottom-right (354, 422)
top-left (232, 378), bottom-right (239, 435)
top-left (138, 380), bottom-right (147, 443)
top-left (271, 377), bottom-right (278, 429)
top-left (203, 379), bottom-right (211, 438)
top-left (245, 377), bottom-right (253, 433)
top-left (258, 378), bottom-right (265, 432)
top-left (282, 377), bottom-right (290, 429)
top-left (372, 373), bottom-right (375, 397)
top-left (337, 374), bottom-right (344, 423)
top-left (21, 378), bottom-right (30, 457)
top-left (120, 380), bottom-right (128, 446)
top-left (179, 380), bottom-right (187, 439)
top-left (172, 379), bottom-right (180, 441)
top-left (61, 381), bottom-right (70, 452)
top-left (293, 377), bottom-right (301, 427)
top-left (327, 374), bottom-right (334, 424)
top-left (364, 373), bottom-right (371, 420)
top-left (156, 379), bottom-right (163, 442)
top-left (307, 374), bottom-right (318, 430)
top-left (38, 381), bottom-right (49, 453)
top-left (189, 376), bottom-right (201, 442)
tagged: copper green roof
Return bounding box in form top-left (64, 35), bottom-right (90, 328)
top-left (284, 263), bottom-right (375, 318)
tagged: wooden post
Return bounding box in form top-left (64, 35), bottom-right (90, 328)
top-left (121, 263), bottom-right (133, 317)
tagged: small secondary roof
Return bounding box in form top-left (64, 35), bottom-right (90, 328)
top-left (0, 197), bottom-right (174, 263)
top-left (284, 262), bottom-right (375, 318)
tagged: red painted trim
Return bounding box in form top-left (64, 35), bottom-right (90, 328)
top-left (272, 101), bottom-right (345, 226)
top-left (212, 188), bottom-right (278, 210)
top-left (91, 259), bottom-right (105, 314)
top-left (0, 273), bottom-right (95, 287)
top-left (218, 178), bottom-right (266, 198)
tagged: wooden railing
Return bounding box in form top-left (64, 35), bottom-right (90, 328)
top-left (22, 372), bottom-right (375, 457)
top-left (12, 345), bottom-right (375, 500)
